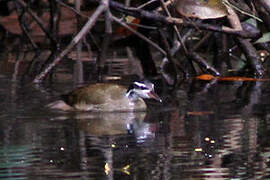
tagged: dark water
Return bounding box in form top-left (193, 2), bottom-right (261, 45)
top-left (0, 74), bottom-right (270, 180)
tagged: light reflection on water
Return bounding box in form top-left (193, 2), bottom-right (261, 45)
top-left (0, 75), bottom-right (270, 179)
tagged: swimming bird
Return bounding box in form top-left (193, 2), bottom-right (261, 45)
top-left (48, 80), bottom-right (162, 112)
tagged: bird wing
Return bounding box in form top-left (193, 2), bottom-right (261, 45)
top-left (67, 83), bottom-right (126, 105)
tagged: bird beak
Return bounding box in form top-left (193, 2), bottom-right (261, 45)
top-left (148, 91), bottom-right (162, 103)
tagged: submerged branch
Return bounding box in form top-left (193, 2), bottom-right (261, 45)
top-left (16, 0), bottom-right (57, 45)
top-left (33, 2), bottom-right (107, 83)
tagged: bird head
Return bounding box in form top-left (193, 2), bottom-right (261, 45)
top-left (126, 81), bottom-right (162, 102)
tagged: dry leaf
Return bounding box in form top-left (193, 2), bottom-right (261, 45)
top-left (176, 0), bottom-right (228, 19)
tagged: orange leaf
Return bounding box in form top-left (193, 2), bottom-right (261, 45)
top-left (116, 18), bottom-right (141, 36)
top-left (196, 74), bottom-right (270, 81)
top-left (196, 74), bottom-right (216, 80)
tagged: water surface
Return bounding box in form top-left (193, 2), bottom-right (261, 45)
top-left (0, 74), bottom-right (269, 179)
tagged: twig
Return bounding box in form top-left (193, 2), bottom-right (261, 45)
top-left (157, 0), bottom-right (175, 11)
top-left (192, 32), bottom-right (213, 51)
top-left (188, 52), bottom-right (220, 76)
top-left (56, 0), bottom-right (89, 19)
top-left (74, 0), bottom-right (83, 84)
top-left (159, 0), bottom-right (188, 54)
top-left (105, 0), bottom-right (112, 34)
top-left (181, 20), bottom-right (261, 39)
top-left (49, 0), bottom-right (60, 40)
top-left (97, 0), bottom-right (112, 78)
top-left (12, 50), bottom-right (25, 82)
top-left (17, 12), bottom-right (39, 50)
top-left (159, 29), bottom-right (178, 84)
top-left (138, 0), bottom-right (158, 9)
top-left (223, 0), bottom-right (262, 22)
top-left (126, 21), bottom-right (157, 30)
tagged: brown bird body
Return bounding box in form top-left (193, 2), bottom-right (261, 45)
top-left (47, 81), bottom-right (161, 112)
top-left (66, 83), bottom-right (146, 111)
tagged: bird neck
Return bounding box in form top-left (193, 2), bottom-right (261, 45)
top-left (126, 90), bottom-right (140, 102)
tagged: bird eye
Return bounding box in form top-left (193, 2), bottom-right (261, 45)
top-left (139, 86), bottom-right (148, 90)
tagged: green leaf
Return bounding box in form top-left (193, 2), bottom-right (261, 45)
top-left (254, 32), bottom-right (270, 44)
top-left (245, 18), bottom-right (257, 28)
